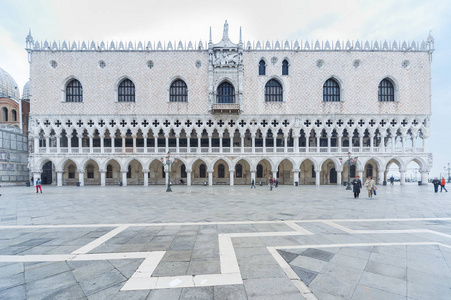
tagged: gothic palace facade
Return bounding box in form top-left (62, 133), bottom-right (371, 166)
top-left (27, 22), bottom-right (434, 186)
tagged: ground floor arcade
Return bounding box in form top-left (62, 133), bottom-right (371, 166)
top-left (31, 154), bottom-right (430, 187)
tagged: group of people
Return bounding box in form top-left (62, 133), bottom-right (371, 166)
top-left (351, 176), bottom-right (377, 199)
top-left (432, 177), bottom-right (448, 193)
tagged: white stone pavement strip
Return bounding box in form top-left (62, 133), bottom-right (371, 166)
top-left (71, 224), bottom-right (130, 254)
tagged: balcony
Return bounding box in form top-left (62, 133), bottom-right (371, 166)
top-left (211, 103), bottom-right (240, 114)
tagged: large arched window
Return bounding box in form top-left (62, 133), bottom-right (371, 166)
top-left (66, 79), bottom-right (83, 102)
top-left (265, 79), bottom-right (283, 102)
top-left (87, 164), bottom-right (94, 179)
top-left (257, 164), bottom-right (263, 178)
top-left (218, 164), bottom-right (225, 178)
top-left (118, 79), bottom-right (135, 102)
top-left (323, 78), bottom-right (340, 102)
top-left (68, 165), bottom-right (76, 179)
top-left (2, 107), bottom-right (8, 121)
top-left (259, 60), bottom-right (266, 75)
top-left (199, 164), bottom-right (206, 178)
top-left (378, 78), bottom-right (395, 102)
top-left (282, 59), bottom-right (289, 75)
top-left (236, 164), bottom-right (243, 178)
top-left (170, 79), bottom-right (188, 102)
top-left (106, 165), bottom-right (113, 178)
top-left (11, 109), bottom-right (17, 122)
top-left (217, 82), bottom-right (235, 104)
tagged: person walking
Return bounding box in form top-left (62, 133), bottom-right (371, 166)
top-left (251, 179), bottom-right (256, 189)
top-left (36, 178), bottom-right (42, 193)
top-left (432, 177), bottom-right (440, 193)
top-left (440, 177), bottom-right (448, 192)
top-left (364, 176), bottom-right (376, 199)
top-left (352, 175), bottom-right (362, 198)
top-left (390, 176), bottom-right (395, 185)
top-left (269, 177), bottom-right (273, 191)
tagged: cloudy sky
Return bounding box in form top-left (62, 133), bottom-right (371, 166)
top-left (1, 0), bottom-right (450, 178)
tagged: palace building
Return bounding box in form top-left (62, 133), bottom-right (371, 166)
top-left (27, 22), bottom-right (434, 187)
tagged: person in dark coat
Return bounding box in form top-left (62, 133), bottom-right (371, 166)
top-left (352, 175), bottom-right (362, 198)
top-left (432, 177), bottom-right (440, 193)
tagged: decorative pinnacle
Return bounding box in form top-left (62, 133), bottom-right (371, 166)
top-left (209, 26), bottom-right (212, 43)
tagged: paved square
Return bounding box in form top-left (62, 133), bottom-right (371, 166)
top-left (0, 184), bottom-right (451, 299)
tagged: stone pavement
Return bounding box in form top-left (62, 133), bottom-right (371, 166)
top-left (0, 184), bottom-right (450, 299)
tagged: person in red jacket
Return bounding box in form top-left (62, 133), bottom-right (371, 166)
top-left (441, 177), bottom-right (448, 192)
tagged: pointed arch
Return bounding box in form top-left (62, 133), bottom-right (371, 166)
top-left (323, 77), bottom-right (341, 102)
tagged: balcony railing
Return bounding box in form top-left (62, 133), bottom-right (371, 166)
top-left (36, 146), bottom-right (427, 155)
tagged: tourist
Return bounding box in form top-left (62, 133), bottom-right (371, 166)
top-left (352, 175), bottom-right (362, 198)
top-left (364, 176), bottom-right (376, 199)
top-left (441, 177), bottom-right (448, 192)
top-left (432, 177), bottom-right (440, 193)
top-left (269, 177), bottom-right (273, 191)
top-left (251, 179), bottom-right (256, 189)
top-left (36, 178), bottom-right (42, 193)
top-left (390, 176), bottom-right (395, 185)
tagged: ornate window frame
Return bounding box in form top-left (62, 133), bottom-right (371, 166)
top-left (168, 77), bottom-right (189, 103)
top-left (115, 76), bottom-right (136, 103)
top-left (264, 76), bottom-right (284, 103)
top-left (322, 76), bottom-right (343, 102)
top-left (61, 76), bottom-right (83, 103)
top-left (378, 76), bottom-right (399, 102)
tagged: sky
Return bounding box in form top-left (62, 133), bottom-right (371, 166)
top-left (0, 0), bottom-right (450, 178)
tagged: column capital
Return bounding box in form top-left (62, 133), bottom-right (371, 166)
top-left (229, 170), bottom-right (235, 173)
top-left (142, 169), bottom-right (149, 173)
top-left (77, 169), bottom-right (84, 173)
top-left (292, 169), bottom-right (300, 172)
top-left (55, 169), bottom-right (63, 173)
top-left (186, 169), bottom-right (192, 173)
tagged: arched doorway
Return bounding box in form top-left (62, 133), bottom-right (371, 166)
top-left (330, 168), bottom-right (337, 184)
top-left (41, 161), bottom-right (54, 184)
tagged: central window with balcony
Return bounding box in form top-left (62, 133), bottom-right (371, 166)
top-left (217, 82), bottom-right (235, 103)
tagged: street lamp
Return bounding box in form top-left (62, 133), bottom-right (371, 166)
top-left (161, 152), bottom-right (177, 192)
top-left (448, 163), bottom-right (451, 183)
top-left (339, 152), bottom-right (358, 190)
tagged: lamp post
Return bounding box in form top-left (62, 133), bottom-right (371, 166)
top-left (339, 152), bottom-right (358, 190)
top-left (448, 163), bottom-right (451, 183)
top-left (161, 152), bottom-right (176, 192)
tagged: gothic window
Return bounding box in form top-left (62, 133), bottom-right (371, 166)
top-left (366, 164), bottom-right (373, 177)
top-left (2, 107), bottom-right (8, 121)
top-left (218, 164), bottom-right (225, 178)
top-left (257, 164), bottom-right (263, 178)
top-left (323, 78), bottom-right (340, 102)
top-left (11, 109), bottom-right (17, 122)
top-left (199, 164), bottom-right (206, 178)
top-left (170, 79), bottom-right (188, 102)
top-left (265, 79), bottom-right (283, 102)
top-left (181, 164), bottom-right (187, 178)
top-left (236, 164), bottom-right (243, 178)
top-left (378, 78), bottom-right (395, 102)
top-left (127, 165), bottom-right (132, 178)
top-left (106, 164), bottom-right (113, 178)
top-left (350, 165), bottom-right (356, 177)
top-left (312, 165), bottom-right (316, 178)
top-left (259, 60), bottom-right (266, 75)
top-left (118, 79), bottom-right (135, 102)
top-left (282, 59), bottom-right (289, 75)
top-left (68, 165), bottom-right (75, 179)
top-left (217, 82), bottom-right (235, 103)
top-left (87, 164), bottom-right (94, 179)
top-left (66, 79), bottom-right (83, 102)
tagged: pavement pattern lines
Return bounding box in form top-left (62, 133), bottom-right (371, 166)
top-left (1, 218), bottom-right (451, 299)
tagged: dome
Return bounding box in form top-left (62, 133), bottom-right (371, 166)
top-left (22, 81), bottom-right (31, 100)
top-left (0, 67), bottom-right (20, 100)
